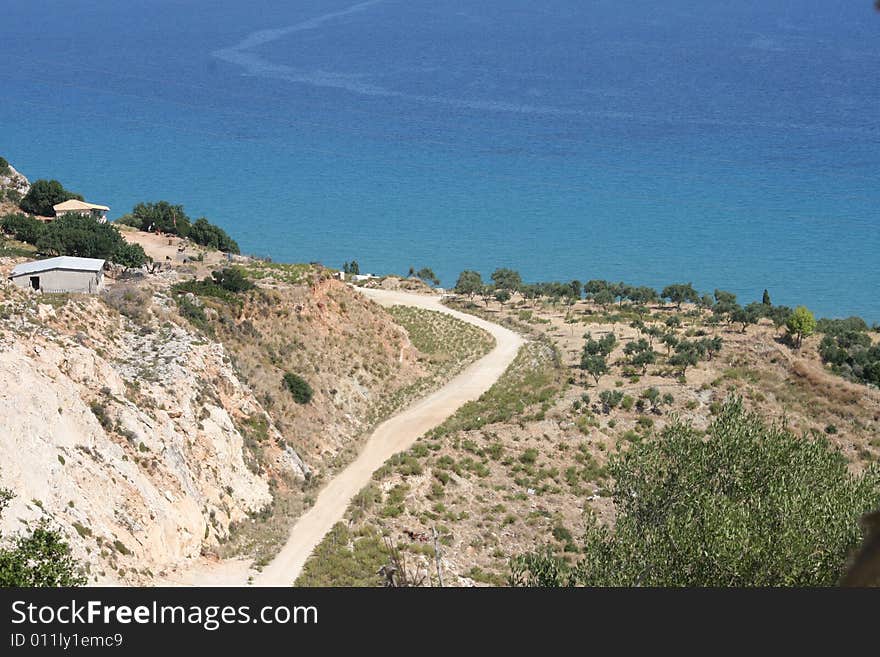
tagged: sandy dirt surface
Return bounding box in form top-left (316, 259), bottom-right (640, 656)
top-left (160, 288), bottom-right (523, 586)
top-left (118, 226), bottom-right (230, 277)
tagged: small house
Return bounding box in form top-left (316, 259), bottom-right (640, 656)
top-left (52, 199), bottom-right (110, 223)
top-left (9, 256), bottom-right (105, 294)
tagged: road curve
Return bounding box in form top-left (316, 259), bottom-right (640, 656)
top-left (250, 288), bottom-right (522, 586)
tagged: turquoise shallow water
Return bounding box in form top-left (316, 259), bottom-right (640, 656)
top-left (1, 0), bottom-right (878, 319)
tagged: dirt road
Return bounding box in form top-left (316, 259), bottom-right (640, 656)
top-left (161, 288), bottom-right (521, 586)
top-left (248, 288), bottom-right (523, 586)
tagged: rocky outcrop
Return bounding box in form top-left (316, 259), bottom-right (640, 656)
top-left (0, 282), bottom-right (304, 584)
top-left (0, 161), bottom-right (30, 198)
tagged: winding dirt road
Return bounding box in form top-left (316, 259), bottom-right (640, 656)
top-left (242, 289), bottom-right (522, 586)
top-left (161, 288), bottom-right (520, 586)
top-left (245, 288), bottom-right (522, 586)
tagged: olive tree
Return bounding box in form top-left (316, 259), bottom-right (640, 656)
top-left (510, 399), bottom-right (880, 587)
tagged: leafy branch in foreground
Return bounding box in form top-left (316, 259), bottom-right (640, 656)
top-left (0, 484), bottom-right (86, 586)
top-left (510, 398), bottom-right (880, 587)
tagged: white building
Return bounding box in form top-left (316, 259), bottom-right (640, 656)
top-left (52, 199), bottom-right (110, 223)
top-left (9, 257), bottom-right (105, 294)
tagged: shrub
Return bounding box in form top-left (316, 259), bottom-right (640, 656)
top-left (211, 267), bottom-right (254, 292)
top-left (4, 212), bottom-right (144, 266)
top-left (511, 399), bottom-right (880, 587)
top-left (2, 213), bottom-right (45, 243)
top-left (119, 202), bottom-right (240, 253)
top-left (188, 217), bottom-right (240, 253)
top-left (0, 156), bottom-right (9, 176)
top-left (110, 241), bottom-right (148, 268)
top-left (283, 373), bottom-right (313, 404)
top-left (19, 179), bottom-right (83, 216)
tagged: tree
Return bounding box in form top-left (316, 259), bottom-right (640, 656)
top-left (0, 485), bottom-right (85, 586)
top-left (661, 283), bottom-right (699, 309)
top-left (583, 331), bottom-right (616, 359)
top-left (35, 214), bottom-right (126, 260)
top-left (479, 285), bottom-right (496, 308)
top-left (786, 306), bottom-right (817, 348)
top-left (732, 302), bottom-right (765, 333)
top-left (669, 341), bottom-right (701, 374)
top-left (1, 213), bottom-right (45, 243)
top-left (454, 270), bottom-right (483, 299)
top-left (768, 304), bottom-right (793, 334)
top-left (712, 289), bottom-right (739, 321)
top-left (490, 268), bottom-right (522, 294)
top-left (623, 338), bottom-right (656, 373)
top-left (188, 217), bottom-right (240, 253)
top-left (763, 289), bottom-right (772, 306)
top-left (493, 289), bottom-right (511, 306)
top-left (510, 399), bottom-right (880, 587)
top-left (580, 354), bottom-right (608, 385)
top-left (282, 372), bottom-right (313, 404)
top-left (19, 179), bottom-right (83, 217)
top-left (584, 280), bottom-right (616, 309)
top-left (627, 286), bottom-right (658, 309)
top-left (660, 332), bottom-right (679, 356)
top-left (122, 201), bottom-right (190, 236)
top-left (416, 267), bottom-right (440, 287)
top-left (342, 260), bottom-right (361, 276)
top-left (111, 241), bottom-right (149, 269)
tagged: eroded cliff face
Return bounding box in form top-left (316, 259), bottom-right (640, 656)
top-left (0, 268), bottom-right (421, 584)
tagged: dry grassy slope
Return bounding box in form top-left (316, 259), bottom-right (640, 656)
top-left (207, 276), bottom-right (429, 477)
top-left (299, 297), bottom-right (880, 587)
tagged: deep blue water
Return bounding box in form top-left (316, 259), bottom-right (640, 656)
top-left (1, 1), bottom-right (878, 319)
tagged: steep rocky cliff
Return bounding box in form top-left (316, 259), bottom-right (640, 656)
top-left (0, 265), bottom-right (424, 583)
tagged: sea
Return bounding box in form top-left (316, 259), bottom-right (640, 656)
top-left (1, 0), bottom-right (878, 320)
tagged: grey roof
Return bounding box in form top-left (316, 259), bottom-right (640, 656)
top-left (10, 256), bottom-right (106, 277)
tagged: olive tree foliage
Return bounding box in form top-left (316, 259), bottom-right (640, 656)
top-left (0, 485), bottom-right (86, 586)
top-left (18, 179), bottom-right (83, 217)
top-left (786, 306), bottom-right (817, 348)
top-left (661, 282), bottom-right (699, 309)
top-left (510, 399), bottom-right (880, 587)
top-left (454, 270), bottom-right (483, 298)
top-left (490, 268), bottom-right (522, 294)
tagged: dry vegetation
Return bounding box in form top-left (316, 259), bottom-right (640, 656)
top-left (162, 269), bottom-right (493, 567)
top-left (297, 293), bottom-right (880, 586)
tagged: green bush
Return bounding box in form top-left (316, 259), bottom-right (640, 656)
top-left (34, 214), bottom-right (147, 266)
top-left (2, 212), bottom-right (146, 266)
top-left (0, 156), bottom-right (9, 176)
top-left (188, 217), bottom-right (240, 253)
top-left (211, 267), bottom-right (254, 292)
top-left (283, 372), bottom-right (313, 404)
top-left (1, 213), bottom-right (45, 244)
top-left (510, 398), bottom-right (880, 587)
top-left (19, 179), bottom-right (83, 216)
top-left (118, 202), bottom-right (240, 253)
top-left (818, 321), bottom-right (880, 387)
top-left (0, 485), bottom-right (85, 586)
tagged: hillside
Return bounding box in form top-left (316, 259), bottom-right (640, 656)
top-left (298, 294), bottom-right (880, 586)
top-left (0, 249), bottom-right (492, 583)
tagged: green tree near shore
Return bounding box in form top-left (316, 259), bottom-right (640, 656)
top-left (454, 270), bottom-right (483, 298)
top-left (510, 399), bottom-right (880, 587)
top-left (787, 306), bottom-right (817, 348)
top-left (18, 179), bottom-right (83, 217)
top-left (118, 201), bottom-right (239, 253)
top-left (661, 282), bottom-right (699, 309)
top-left (490, 268), bottom-right (522, 294)
top-left (2, 212), bottom-right (147, 267)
